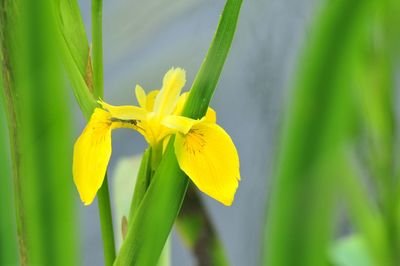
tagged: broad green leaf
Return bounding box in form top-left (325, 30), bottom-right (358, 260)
top-left (0, 0), bottom-right (79, 264)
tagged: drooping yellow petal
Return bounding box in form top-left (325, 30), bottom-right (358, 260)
top-left (153, 68), bottom-right (186, 116)
top-left (135, 85), bottom-right (147, 108)
top-left (98, 100), bottom-right (147, 121)
top-left (73, 108), bottom-right (113, 205)
top-left (174, 121), bottom-right (240, 205)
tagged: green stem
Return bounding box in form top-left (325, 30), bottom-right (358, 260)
top-left (91, 0), bottom-right (115, 264)
top-left (98, 177), bottom-right (116, 266)
top-left (91, 0), bottom-right (103, 97)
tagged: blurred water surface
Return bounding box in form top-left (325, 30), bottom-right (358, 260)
top-left (74, 0), bottom-right (315, 265)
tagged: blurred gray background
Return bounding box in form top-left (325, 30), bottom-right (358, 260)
top-left (73, 0), bottom-right (315, 265)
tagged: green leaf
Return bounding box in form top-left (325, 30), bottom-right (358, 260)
top-left (0, 0), bottom-right (79, 264)
top-left (57, 0), bottom-right (89, 78)
top-left (115, 0), bottom-right (242, 264)
top-left (264, 0), bottom-right (378, 265)
top-left (53, 0), bottom-right (97, 119)
top-left (0, 63), bottom-right (18, 266)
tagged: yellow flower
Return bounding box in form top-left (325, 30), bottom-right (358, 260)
top-left (73, 68), bottom-right (240, 206)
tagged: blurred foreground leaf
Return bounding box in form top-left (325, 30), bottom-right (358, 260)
top-left (264, 0), bottom-right (377, 265)
top-left (0, 67), bottom-right (18, 265)
top-left (0, 0), bottom-right (79, 264)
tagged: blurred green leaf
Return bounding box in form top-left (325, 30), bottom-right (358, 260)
top-left (115, 0), bottom-right (242, 264)
top-left (0, 64), bottom-right (18, 265)
top-left (264, 0), bottom-right (378, 265)
top-left (1, 0), bottom-right (79, 264)
top-left (330, 235), bottom-right (372, 266)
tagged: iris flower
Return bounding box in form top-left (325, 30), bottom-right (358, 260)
top-left (73, 68), bottom-right (240, 206)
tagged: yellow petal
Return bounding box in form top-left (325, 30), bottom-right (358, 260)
top-left (153, 68), bottom-right (186, 116)
top-left (98, 100), bottom-right (147, 121)
top-left (174, 121), bottom-right (240, 205)
top-left (173, 92), bottom-right (188, 115)
top-left (135, 85), bottom-right (147, 108)
top-left (205, 107), bottom-right (217, 123)
top-left (162, 115), bottom-right (198, 134)
top-left (73, 108), bottom-right (112, 205)
top-left (146, 90), bottom-right (159, 111)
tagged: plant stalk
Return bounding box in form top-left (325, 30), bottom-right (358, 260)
top-left (92, 0), bottom-right (116, 264)
top-left (98, 176), bottom-right (116, 266)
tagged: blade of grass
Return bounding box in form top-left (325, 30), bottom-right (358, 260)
top-left (264, 0), bottom-right (376, 265)
top-left (1, 0), bottom-right (79, 264)
top-left (115, 0), bottom-right (242, 264)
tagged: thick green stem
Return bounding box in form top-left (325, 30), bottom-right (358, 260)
top-left (91, 0), bottom-right (115, 264)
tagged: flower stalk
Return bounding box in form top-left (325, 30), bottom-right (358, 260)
top-left (91, 0), bottom-right (116, 264)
